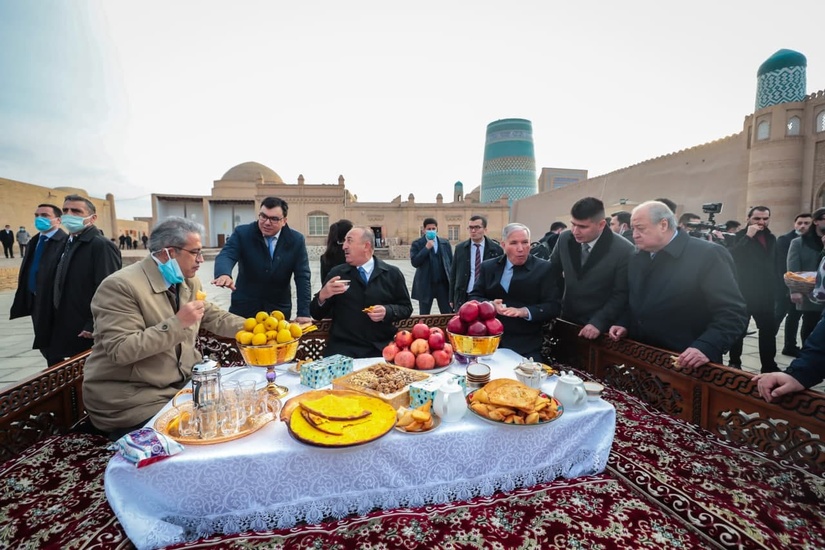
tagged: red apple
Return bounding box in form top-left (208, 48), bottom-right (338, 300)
top-left (415, 353), bottom-right (435, 370)
top-left (411, 322), bottom-right (431, 341)
top-left (477, 300), bottom-right (496, 321)
top-left (432, 349), bottom-right (451, 367)
top-left (443, 343), bottom-right (453, 356)
top-left (410, 338), bottom-right (430, 355)
top-left (394, 350), bottom-right (416, 368)
top-left (395, 330), bottom-right (413, 349)
top-left (382, 342), bottom-right (399, 362)
top-left (428, 331), bottom-right (445, 350)
top-left (447, 315), bottom-right (466, 335)
top-left (429, 327), bottom-right (445, 338)
top-left (467, 321), bottom-right (488, 336)
top-left (484, 317), bottom-right (504, 336)
top-left (458, 301), bottom-right (480, 324)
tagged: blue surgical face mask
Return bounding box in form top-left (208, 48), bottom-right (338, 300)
top-left (425, 230), bottom-right (437, 240)
top-left (34, 217), bottom-right (53, 232)
top-left (60, 214), bottom-right (92, 234)
top-left (152, 248), bottom-right (185, 285)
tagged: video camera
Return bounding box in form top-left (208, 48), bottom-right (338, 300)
top-left (685, 202), bottom-right (730, 243)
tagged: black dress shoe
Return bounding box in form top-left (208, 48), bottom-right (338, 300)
top-left (781, 347), bottom-right (800, 357)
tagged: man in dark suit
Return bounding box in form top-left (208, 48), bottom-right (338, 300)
top-left (469, 223), bottom-right (555, 361)
top-left (774, 212), bottom-right (812, 356)
top-left (549, 197), bottom-right (634, 339)
top-left (608, 201), bottom-right (748, 369)
top-left (10, 203), bottom-right (68, 362)
top-left (48, 194), bottom-right (122, 366)
top-left (609, 211), bottom-right (634, 244)
top-left (728, 206), bottom-right (783, 373)
top-left (0, 225), bottom-right (14, 258)
top-left (410, 217), bottom-right (453, 314)
top-left (311, 226), bottom-right (412, 358)
top-left (213, 196), bottom-right (311, 322)
top-left (449, 214), bottom-right (503, 311)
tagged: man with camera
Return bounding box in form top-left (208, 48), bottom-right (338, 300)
top-left (728, 206), bottom-right (783, 373)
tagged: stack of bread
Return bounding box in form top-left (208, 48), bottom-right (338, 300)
top-left (468, 379), bottom-right (559, 425)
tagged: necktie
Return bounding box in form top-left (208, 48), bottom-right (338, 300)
top-left (53, 237), bottom-right (76, 308)
top-left (474, 244), bottom-right (482, 282)
top-left (28, 235), bottom-right (48, 293)
top-left (267, 236), bottom-right (277, 258)
top-left (358, 266), bottom-right (369, 284)
top-left (581, 243), bottom-right (591, 266)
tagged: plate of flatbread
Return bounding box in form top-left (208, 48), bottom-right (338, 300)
top-left (466, 379), bottom-right (563, 426)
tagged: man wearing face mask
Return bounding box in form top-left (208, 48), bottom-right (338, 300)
top-left (46, 194), bottom-right (121, 366)
top-left (10, 204), bottom-right (68, 362)
top-left (410, 218), bottom-right (453, 314)
top-left (83, 217), bottom-right (244, 439)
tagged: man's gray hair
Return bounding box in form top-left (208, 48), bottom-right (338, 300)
top-left (502, 223), bottom-right (530, 241)
top-left (352, 225), bottom-right (375, 249)
top-left (149, 217), bottom-right (204, 251)
top-left (634, 201), bottom-right (677, 230)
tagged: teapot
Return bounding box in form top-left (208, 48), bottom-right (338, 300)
top-left (553, 371), bottom-right (586, 410)
top-left (514, 357), bottom-right (546, 389)
top-left (191, 358), bottom-right (221, 408)
top-left (433, 377), bottom-right (466, 422)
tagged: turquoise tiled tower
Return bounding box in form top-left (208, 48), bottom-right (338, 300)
top-left (755, 49), bottom-right (807, 110)
top-left (480, 118), bottom-right (537, 205)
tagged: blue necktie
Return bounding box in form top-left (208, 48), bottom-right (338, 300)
top-left (358, 266), bottom-right (369, 284)
top-left (267, 236), bottom-right (277, 258)
top-left (28, 235), bottom-right (47, 293)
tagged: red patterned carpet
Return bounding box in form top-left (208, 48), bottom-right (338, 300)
top-left (1, 387), bottom-right (823, 549)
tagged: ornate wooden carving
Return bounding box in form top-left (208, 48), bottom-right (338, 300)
top-left (717, 410), bottom-right (825, 471)
top-left (603, 363), bottom-right (683, 416)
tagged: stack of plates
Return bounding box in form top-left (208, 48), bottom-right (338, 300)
top-left (466, 363), bottom-right (491, 387)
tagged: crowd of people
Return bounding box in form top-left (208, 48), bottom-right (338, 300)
top-left (7, 194), bottom-right (824, 439)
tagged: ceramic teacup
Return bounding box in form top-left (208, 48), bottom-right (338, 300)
top-left (583, 381), bottom-right (605, 401)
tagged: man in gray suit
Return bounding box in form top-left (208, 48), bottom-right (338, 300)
top-left (548, 197), bottom-right (635, 339)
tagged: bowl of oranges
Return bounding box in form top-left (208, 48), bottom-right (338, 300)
top-left (236, 310), bottom-right (303, 368)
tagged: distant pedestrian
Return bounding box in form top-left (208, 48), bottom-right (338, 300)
top-left (1, 225), bottom-right (15, 258)
top-left (16, 226), bottom-right (31, 256)
top-left (126, 234), bottom-right (133, 250)
top-left (119, 234), bottom-right (126, 249)
top-left (141, 233), bottom-right (149, 249)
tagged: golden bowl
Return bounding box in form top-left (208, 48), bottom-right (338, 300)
top-left (446, 331), bottom-right (502, 357)
top-left (238, 339), bottom-right (300, 367)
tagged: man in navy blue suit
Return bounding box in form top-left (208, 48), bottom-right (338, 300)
top-left (410, 217), bottom-right (453, 314)
top-left (213, 197), bottom-right (311, 323)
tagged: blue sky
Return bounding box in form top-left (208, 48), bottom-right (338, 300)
top-left (2, 0), bottom-right (825, 220)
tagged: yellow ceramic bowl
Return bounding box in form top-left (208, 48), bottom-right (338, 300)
top-left (446, 331), bottom-right (502, 357)
top-left (238, 339), bottom-right (299, 367)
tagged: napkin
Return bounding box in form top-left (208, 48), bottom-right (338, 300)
top-left (110, 427), bottom-right (184, 468)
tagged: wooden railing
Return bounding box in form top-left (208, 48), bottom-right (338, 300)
top-left (1, 315), bottom-right (823, 472)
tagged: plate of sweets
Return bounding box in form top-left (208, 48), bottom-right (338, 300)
top-left (394, 401), bottom-right (440, 434)
top-left (381, 323), bottom-right (456, 374)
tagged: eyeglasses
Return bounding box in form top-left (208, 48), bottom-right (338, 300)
top-left (468, 225), bottom-right (484, 230)
top-left (173, 247), bottom-right (204, 259)
top-left (258, 213), bottom-right (284, 224)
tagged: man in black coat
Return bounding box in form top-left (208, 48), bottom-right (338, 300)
top-left (774, 212), bottom-right (812, 356)
top-left (48, 195), bottom-right (122, 365)
top-left (0, 225), bottom-right (14, 258)
top-left (10, 203), bottom-right (68, 362)
top-left (449, 215), bottom-right (503, 311)
top-left (549, 198), bottom-right (634, 339)
top-left (608, 201), bottom-right (748, 368)
top-left (469, 223), bottom-right (555, 361)
top-left (410, 217), bottom-right (453, 314)
top-left (728, 206), bottom-right (783, 373)
top-left (311, 226), bottom-right (412, 358)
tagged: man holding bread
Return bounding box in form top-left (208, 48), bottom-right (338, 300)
top-left (83, 217), bottom-right (244, 440)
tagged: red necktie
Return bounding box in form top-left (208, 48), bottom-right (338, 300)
top-left (474, 244), bottom-right (482, 281)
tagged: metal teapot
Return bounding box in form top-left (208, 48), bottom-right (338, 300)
top-left (553, 370), bottom-right (586, 410)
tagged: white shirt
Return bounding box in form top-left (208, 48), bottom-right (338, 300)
top-left (359, 256), bottom-right (376, 280)
top-left (467, 240), bottom-right (485, 293)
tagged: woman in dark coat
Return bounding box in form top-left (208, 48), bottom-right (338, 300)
top-left (320, 219), bottom-right (353, 283)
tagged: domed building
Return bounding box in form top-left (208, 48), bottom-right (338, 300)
top-left (152, 161), bottom-right (510, 252)
top-left (513, 49), bottom-right (825, 233)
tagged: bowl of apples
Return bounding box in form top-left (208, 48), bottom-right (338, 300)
top-left (382, 322), bottom-right (455, 372)
top-left (446, 300), bottom-right (503, 358)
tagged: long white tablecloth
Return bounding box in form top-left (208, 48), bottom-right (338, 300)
top-left (105, 348), bottom-right (616, 550)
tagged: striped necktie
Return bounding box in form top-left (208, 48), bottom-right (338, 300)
top-left (474, 244), bottom-right (481, 282)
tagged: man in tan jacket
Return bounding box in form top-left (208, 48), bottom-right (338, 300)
top-left (83, 217), bottom-right (243, 439)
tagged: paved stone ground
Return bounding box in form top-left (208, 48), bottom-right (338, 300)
top-left (0, 250), bottom-right (816, 391)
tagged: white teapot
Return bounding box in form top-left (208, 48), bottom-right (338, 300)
top-left (553, 371), bottom-right (587, 410)
top-left (433, 377), bottom-right (466, 422)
